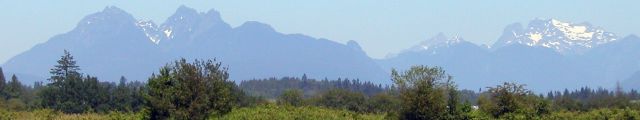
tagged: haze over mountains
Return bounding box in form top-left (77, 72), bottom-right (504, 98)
top-left (1, 6), bottom-right (387, 85)
top-left (380, 19), bottom-right (640, 91)
top-left (2, 6), bottom-right (639, 91)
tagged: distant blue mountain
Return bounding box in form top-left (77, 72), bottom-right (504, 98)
top-left (1, 6), bottom-right (389, 84)
top-left (3, 7), bottom-right (639, 91)
top-left (379, 19), bottom-right (640, 92)
top-left (377, 33), bottom-right (492, 89)
top-left (623, 71), bottom-right (640, 90)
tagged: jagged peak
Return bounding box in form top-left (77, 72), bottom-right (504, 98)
top-left (202, 8), bottom-right (227, 26)
top-left (163, 6), bottom-right (227, 27)
top-left (493, 18), bottom-right (618, 54)
top-left (422, 33), bottom-right (464, 45)
top-left (176, 5), bottom-right (198, 15)
top-left (76, 6), bottom-right (136, 28)
top-left (406, 33), bottom-right (469, 51)
top-left (205, 9), bottom-right (222, 18)
top-left (503, 22), bottom-right (524, 33)
top-left (166, 5), bottom-right (200, 23)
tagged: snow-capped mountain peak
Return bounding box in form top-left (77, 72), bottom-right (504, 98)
top-left (131, 6), bottom-right (233, 46)
top-left (550, 19), bottom-right (594, 41)
top-left (493, 18), bottom-right (617, 54)
top-left (410, 33), bottom-right (464, 51)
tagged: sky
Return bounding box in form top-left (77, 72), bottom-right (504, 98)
top-left (1, 0), bottom-right (639, 63)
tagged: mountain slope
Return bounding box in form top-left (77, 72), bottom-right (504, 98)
top-left (2, 6), bottom-right (169, 83)
top-left (378, 34), bottom-right (491, 89)
top-left (493, 18), bottom-right (617, 54)
top-left (1, 6), bottom-right (388, 84)
top-left (379, 19), bottom-right (638, 91)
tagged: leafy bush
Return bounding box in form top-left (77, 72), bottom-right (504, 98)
top-left (277, 89), bottom-right (304, 106)
top-left (145, 59), bottom-right (234, 119)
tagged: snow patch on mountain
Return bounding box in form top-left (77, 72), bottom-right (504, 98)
top-left (494, 18), bottom-right (617, 54)
top-left (384, 33), bottom-right (468, 58)
top-left (136, 20), bottom-right (162, 44)
top-left (409, 33), bottom-right (463, 52)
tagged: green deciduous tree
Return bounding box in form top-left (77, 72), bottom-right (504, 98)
top-left (391, 65), bottom-right (466, 120)
top-left (480, 82), bottom-right (550, 119)
top-left (144, 58), bottom-right (233, 120)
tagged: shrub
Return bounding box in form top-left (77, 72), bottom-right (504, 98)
top-left (144, 59), bottom-right (234, 119)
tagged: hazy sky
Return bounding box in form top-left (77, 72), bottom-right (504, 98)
top-left (1, 0), bottom-right (638, 63)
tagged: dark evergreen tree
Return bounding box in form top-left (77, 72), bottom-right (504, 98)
top-left (48, 50), bottom-right (81, 85)
top-left (113, 76), bottom-right (132, 112)
top-left (6, 74), bottom-right (24, 99)
top-left (0, 67), bottom-right (6, 99)
top-left (39, 50), bottom-right (109, 113)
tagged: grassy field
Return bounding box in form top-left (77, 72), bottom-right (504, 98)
top-left (0, 109), bottom-right (141, 120)
top-left (0, 105), bottom-right (386, 120)
top-left (3, 106), bottom-right (640, 120)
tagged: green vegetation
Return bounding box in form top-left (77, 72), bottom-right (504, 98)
top-left (240, 76), bottom-right (386, 98)
top-left (38, 50), bottom-right (145, 113)
top-left (1, 50), bottom-right (640, 119)
top-left (145, 59), bottom-right (233, 119)
top-left (213, 104), bottom-right (385, 120)
top-left (391, 66), bottom-right (470, 119)
top-left (277, 89), bottom-right (304, 106)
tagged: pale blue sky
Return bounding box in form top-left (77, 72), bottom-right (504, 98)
top-left (1, 0), bottom-right (638, 63)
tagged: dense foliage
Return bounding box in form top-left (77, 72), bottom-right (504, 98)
top-left (2, 50), bottom-right (640, 119)
top-left (277, 89), bottom-right (304, 106)
top-left (240, 76), bottom-right (387, 98)
top-left (212, 104), bottom-right (385, 120)
top-left (391, 66), bottom-right (470, 120)
top-left (145, 59), bottom-right (234, 119)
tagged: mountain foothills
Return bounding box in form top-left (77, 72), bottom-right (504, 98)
top-left (1, 6), bottom-right (387, 84)
top-left (2, 6), bottom-right (640, 92)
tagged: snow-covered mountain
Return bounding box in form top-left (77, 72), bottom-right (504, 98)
top-left (493, 18), bottom-right (617, 54)
top-left (379, 20), bottom-right (639, 91)
top-left (2, 6), bottom-right (639, 91)
top-left (408, 33), bottom-right (464, 52)
top-left (378, 34), bottom-right (491, 89)
top-left (1, 6), bottom-right (389, 84)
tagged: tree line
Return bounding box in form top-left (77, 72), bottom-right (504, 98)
top-left (1, 50), bottom-right (640, 119)
top-left (239, 76), bottom-right (388, 99)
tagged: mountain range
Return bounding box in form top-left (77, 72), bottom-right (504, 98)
top-left (2, 6), bottom-right (639, 92)
top-left (380, 18), bottom-right (640, 91)
top-left (1, 6), bottom-right (388, 84)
